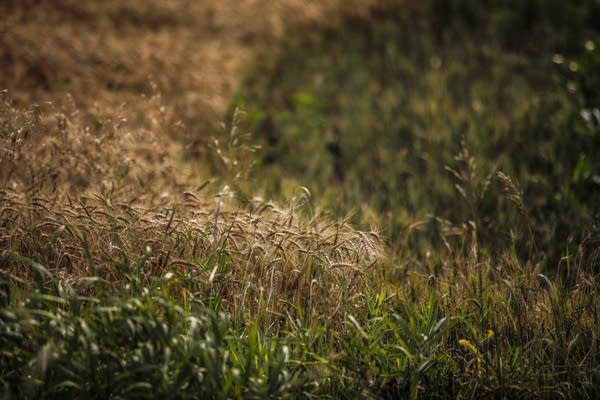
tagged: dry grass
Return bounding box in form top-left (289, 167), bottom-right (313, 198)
top-left (0, 0), bottom-right (376, 198)
top-left (0, 0), bottom-right (385, 324)
top-left (0, 94), bottom-right (383, 321)
top-left (1, 185), bottom-right (382, 317)
top-left (0, 92), bottom-right (187, 202)
top-left (0, 0), bottom-right (372, 125)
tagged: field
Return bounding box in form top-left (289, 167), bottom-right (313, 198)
top-left (1, 1), bottom-right (599, 398)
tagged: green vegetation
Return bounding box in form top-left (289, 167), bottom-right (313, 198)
top-left (0, 273), bottom-right (295, 399)
top-left (234, 0), bottom-right (600, 263)
top-left (1, 0), bottom-right (599, 398)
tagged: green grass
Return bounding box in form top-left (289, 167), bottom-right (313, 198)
top-left (2, 0), bottom-right (600, 398)
top-left (0, 259), bottom-right (296, 399)
top-left (232, 0), bottom-right (600, 264)
top-left (2, 244), bottom-right (598, 399)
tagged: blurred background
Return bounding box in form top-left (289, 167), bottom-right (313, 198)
top-left (230, 1), bottom-right (600, 267)
top-left (2, 0), bottom-right (599, 267)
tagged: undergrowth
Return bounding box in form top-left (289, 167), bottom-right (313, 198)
top-left (1, 0), bottom-right (599, 398)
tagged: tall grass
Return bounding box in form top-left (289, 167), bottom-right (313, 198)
top-left (0, 267), bottom-right (298, 399)
top-left (1, 0), bottom-right (599, 398)
top-left (233, 0), bottom-right (600, 265)
top-left (3, 219), bottom-right (597, 398)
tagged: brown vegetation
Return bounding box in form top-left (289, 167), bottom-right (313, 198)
top-left (1, 0), bottom-right (383, 321)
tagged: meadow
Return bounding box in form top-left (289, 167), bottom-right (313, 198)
top-left (1, 1), bottom-right (599, 398)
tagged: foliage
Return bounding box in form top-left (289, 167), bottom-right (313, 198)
top-left (0, 269), bottom-right (297, 399)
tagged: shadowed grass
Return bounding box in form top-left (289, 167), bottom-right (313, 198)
top-left (233, 0), bottom-right (600, 265)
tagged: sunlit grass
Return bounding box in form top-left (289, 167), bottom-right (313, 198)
top-left (1, 0), bottom-right (599, 398)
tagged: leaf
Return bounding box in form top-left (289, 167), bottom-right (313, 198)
top-left (347, 314), bottom-right (369, 340)
top-left (52, 380), bottom-right (82, 391)
top-left (34, 342), bottom-right (54, 376)
top-left (125, 382), bottom-right (153, 393)
top-left (10, 252), bottom-right (55, 282)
